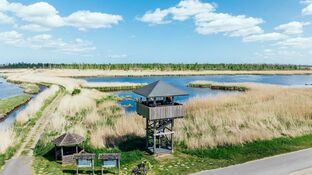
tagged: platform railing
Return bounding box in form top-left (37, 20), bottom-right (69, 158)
top-left (136, 102), bottom-right (184, 120)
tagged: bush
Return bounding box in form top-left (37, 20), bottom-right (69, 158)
top-left (71, 88), bottom-right (81, 96)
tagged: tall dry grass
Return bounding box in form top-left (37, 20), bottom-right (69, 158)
top-left (0, 128), bottom-right (15, 153)
top-left (90, 113), bottom-right (145, 148)
top-left (57, 89), bottom-right (102, 116)
top-left (43, 88), bottom-right (144, 148)
top-left (176, 84), bottom-right (312, 148)
top-left (16, 85), bottom-right (59, 124)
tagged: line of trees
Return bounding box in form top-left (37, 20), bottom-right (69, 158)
top-left (0, 63), bottom-right (305, 71)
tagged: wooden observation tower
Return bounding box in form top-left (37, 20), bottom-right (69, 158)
top-left (133, 80), bottom-right (188, 154)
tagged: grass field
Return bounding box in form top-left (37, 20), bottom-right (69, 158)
top-left (0, 94), bottom-right (31, 119)
top-left (20, 83), bottom-right (40, 94)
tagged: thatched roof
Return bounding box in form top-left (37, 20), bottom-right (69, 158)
top-left (73, 151), bottom-right (95, 160)
top-left (53, 133), bottom-right (85, 147)
top-left (133, 80), bottom-right (188, 98)
top-left (99, 153), bottom-right (120, 160)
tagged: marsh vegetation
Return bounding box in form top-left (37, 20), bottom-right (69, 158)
top-left (1, 69), bottom-right (312, 174)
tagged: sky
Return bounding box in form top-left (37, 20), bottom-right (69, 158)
top-left (0, 0), bottom-right (311, 64)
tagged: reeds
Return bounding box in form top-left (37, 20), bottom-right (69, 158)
top-left (188, 81), bottom-right (249, 91)
top-left (176, 84), bottom-right (312, 148)
top-left (16, 85), bottom-right (59, 124)
top-left (0, 128), bottom-right (15, 154)
top-left (43, 88), bottom-right (144, 149)
top-left (83, 82), bottom-right (146, 92)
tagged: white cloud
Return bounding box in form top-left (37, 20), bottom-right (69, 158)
top-left (195, 12), bottom-right (263, 36)
top-left (302, 0), bottom-right (312, 15)
top-left (0, 0), bottom-right (122, 31)
top-left (138, 0), bottom-right (263, 37)
top-left (138, 8), bottom-right (170, 24)
top-left (64, 11), bottom-right (123, 31)
top-left (275, 21), bottom-right (310, 35)
top-left (0, 30), bottom-right (95, 53)
top-left (20, 24), bottom-right (50, 32)
top-left (170, 0), bottom-right (215, 21)
top-left (277, 37), bottom-right (312, 49)
top-left (243, 32), bottom-right (287, 42)
top-left (0, 11), bottom-right (14, 24)
top-left (0, 30), bottom-right (23, 44)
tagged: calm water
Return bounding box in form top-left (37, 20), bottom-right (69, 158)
top-left (82, 75), bottom-right (312, 112)
top-left (0, 83), bottom-right (47, 130)
top-left (0, 77), bottom-right (23, 99)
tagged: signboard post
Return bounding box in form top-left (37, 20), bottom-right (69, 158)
top-left (74, 152), bottom-right (95, 175)
top-left (99, 153), bottom-right (121, 175)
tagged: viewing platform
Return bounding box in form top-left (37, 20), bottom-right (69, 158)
top-left (136, 102), bottom-right (184, 120)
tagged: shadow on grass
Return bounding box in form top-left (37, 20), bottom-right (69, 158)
top-left (105, 134), bottom-right (146, 152)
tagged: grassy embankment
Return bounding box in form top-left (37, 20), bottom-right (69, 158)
top-left (187, 80), bottom-right (249, 91)
top-left (83, 82), bottom-right (145, 92)
top-left (20, 83), bottom-right (40, 94)
top-left (0, 94), bottom-right (32, 120)
top-left (0, 85), bottom-right (60, 168)
top-left (32, 82), bottom-right (312, 175)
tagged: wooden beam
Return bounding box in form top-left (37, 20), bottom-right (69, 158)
top-left (154, 131), bottom-right (174, 136)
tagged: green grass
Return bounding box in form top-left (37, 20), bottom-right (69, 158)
top-left (71, 88), bottom-right (81, 96)
top-left (20, 83), bottom-right (40, 94)
top-left (32, 133), bottom-right (312, 175)
top-left (0, 94), bottom-right (32, 119)
top-left (188, 82), bottom-right (249, 91)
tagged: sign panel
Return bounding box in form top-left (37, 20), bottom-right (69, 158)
top-left (102, 159), bottom-right (117, 168)
top-left (77, 159), bottom-right (92, 168)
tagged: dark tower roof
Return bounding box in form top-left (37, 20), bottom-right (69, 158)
top-left (53, 133), bottom-right (85, 147)
top-left (133, 80), bottom-right (188, 98)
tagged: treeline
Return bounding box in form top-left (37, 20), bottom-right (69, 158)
top-left (0, 63), bottom-right (305, 71)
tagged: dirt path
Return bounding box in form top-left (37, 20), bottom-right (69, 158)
top-left (0, 88), bottom-right (64, 175)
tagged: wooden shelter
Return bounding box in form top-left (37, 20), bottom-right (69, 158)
top-left (73, 151), bottom-right (96, 175)
top-left (99, 153), bottom-right (121, 175)
top-left (133, 80), bottom-right (188, 154)
top-left (53, 133), bottom-right (85, 164)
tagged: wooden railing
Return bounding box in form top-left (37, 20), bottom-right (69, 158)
top-left (136, 102), bottom-right (184, 120)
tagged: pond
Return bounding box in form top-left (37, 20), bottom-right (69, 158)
top-left (82, 75), bottom-right (312, 112)
top-left (0, 77), bottom-right (23, 99)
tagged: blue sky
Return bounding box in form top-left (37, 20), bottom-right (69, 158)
top-left (0, 0), bottom-right (311, 64)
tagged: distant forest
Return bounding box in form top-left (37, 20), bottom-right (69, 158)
top-left (0, 63), bottom-right (308, 71)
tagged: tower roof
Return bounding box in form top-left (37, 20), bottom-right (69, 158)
top-left (53, 133), bottom-right (85, 147)
top-left (133, 80), bottom-right (188, 98)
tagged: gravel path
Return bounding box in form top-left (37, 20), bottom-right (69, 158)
top-left (0, 88), bottom-right (64, 175)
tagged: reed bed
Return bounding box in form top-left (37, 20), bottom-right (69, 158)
top-left (16, 85), bottom-right (59, 124)
top-left (42, 89), bottom-right (145, 148)
top-left (0, 128), bottom-right (15, 154)
top-left (83, 82), bottom-right (146, 92)
top-left (176, 84), bottom-right (312, 148)
top-left (188, 80), bottom-right (249, 91)
top-left (5, 72), bottom-right (84, 92)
